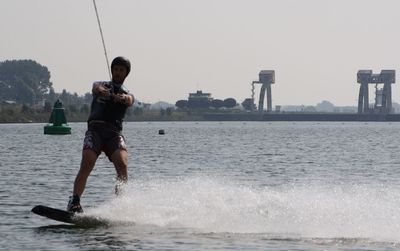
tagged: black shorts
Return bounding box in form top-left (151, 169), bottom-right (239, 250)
top-left (82, 121), bottom-right (127, 161)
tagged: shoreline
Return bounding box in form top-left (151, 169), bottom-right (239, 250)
top-left (2, 112), bottom-right (400, 123)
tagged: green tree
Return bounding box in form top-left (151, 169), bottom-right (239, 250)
top-left (46, 87), bottom-right (58, 103)
top-left (44, 101), bottom-right (52, 112)
top-left (188, 99), bottom-right (211, 109)
top-left (83, 92), bottom-right (92, 104)
top-left (242, 98), bottom-right (256, 111)
top-left (21, 104), bottom-right (31, 113)
top-left (59, 89), bottom-right (70, 105)
top-left (80, 104), bottom-right (90, 113)
top-left (223, 98), bottom-right (237, 108)
top-left (68, 104), bottom-right (78, 113)
top-left (160, 109), bottom-right (166, 116)
top-left (166, 107), bottom-right (173, 116)
top-left (175, 100), bottom-right (188, 109)
top-left (0, 59), bottom-right (52, 104)
top-left (0, 81), bottom-right (12, 101)
top-left (14, 77), bottom-right (35, 104)
top-left (211, 99), bottom-right (224, 109)
top-left (133, 107), bottom-right (143, 116)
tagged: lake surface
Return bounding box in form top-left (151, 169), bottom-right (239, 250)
top-left (1, 121), bottom-right (400, 250)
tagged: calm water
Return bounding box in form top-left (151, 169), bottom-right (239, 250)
top-left (1, 122), bottom-right (400, 250)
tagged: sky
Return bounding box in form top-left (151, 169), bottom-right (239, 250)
top-left (1, 0), bottom-right (400, 106)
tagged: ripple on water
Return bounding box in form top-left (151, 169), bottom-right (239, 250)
top-left (2, 122), bottom-right (400, 250)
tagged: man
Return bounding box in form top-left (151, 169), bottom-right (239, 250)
top-left (67, 56), bottom-right (134, 213)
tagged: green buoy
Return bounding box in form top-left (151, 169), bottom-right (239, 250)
top-left (44, 100), bottom-right (71, 135)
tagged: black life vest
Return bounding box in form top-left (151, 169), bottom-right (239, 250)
top-left (88, 81), bottom-right (130, 131)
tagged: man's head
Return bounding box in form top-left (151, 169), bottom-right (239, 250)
top-left (111, 56), bottom-right (131, 84)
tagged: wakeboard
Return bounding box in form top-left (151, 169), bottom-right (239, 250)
top-left (31, 205), bottom-right (108, 227)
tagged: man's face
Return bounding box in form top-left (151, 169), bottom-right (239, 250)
top-left (111, 65), bottom-right (128, 84)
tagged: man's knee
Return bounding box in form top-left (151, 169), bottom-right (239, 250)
top-left (111, 149), bottom-right (128, 177)
top-left (111, 149), bottom-right (128, 165)
top-left (80, 149), bottom-right (98, 170)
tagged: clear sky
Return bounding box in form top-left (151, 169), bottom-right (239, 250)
top-left (1, 0), bottom-right (399, 106)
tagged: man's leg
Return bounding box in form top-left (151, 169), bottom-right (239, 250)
top-left (68, 149), bottom-right (98, 212)
top-left (110, 149), bottom-right (128, 195)
top-left (73, 149), bottom-right (98, 197)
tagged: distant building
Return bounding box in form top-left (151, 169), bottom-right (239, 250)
top-left (188, 90), bottom-right (213, 109)
top-left (188, 90), bottom-right (213, 102)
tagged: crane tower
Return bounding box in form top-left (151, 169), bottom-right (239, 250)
top-left (357, 70), bottom-right (395, 114)
top-left (252, 70), bottom-right (275, 113)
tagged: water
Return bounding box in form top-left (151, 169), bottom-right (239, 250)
top-left (1, 122), bottom-right (400, 250)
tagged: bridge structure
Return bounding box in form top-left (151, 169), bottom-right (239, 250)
top-left (357, 70), bottom-right (395, 114)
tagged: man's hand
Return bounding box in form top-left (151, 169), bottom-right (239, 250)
top-left (112, 93), bottom-right (134, 106)
top-left (93, 83), bottom-right (111, 97)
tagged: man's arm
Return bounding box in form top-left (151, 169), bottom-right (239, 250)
top-left (113, 93), bottom-right (134, 106)
top-left (92, 82), bottom-right (111, 97)
top-left (92, 82), bottom-right (134, 106)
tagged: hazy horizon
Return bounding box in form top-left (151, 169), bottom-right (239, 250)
top-left (1, 0), bottom-right (400, 106)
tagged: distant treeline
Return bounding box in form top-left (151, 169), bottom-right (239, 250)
top-left (0, 59), bottom-right (106, 122)
top-left (0, 59), bottom-right (92, 107)
top-left (0, 102), bottom-right (210, 123)
top-left (175, 98), bottom-right (239, 110)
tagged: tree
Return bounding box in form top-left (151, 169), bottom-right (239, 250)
top-left (223, 98), bottom-right (237, 108)
top-left (211, 99), bottom-right (224, 109)
top-left (242, 98), bottom-right (256, 111)
top-left (166, 107), bottom-right (173, 116)
top-left (46, 87), bottom-right (57, 104)
top-left (21, 104), bottom-right (30, 113)
top-left (68, 104), bottom-right (78, 113)
top-left (80, 104), bottom-right (90, 113)
top-left (175, 100), bottom-right (188, 109)
top-left (316, 100), bottom-right (335, 112)
top-left (44, 101), bottom-right (52, 112)
top-left (14, 77), bottom-right (35, 104)
top-left (133, 107), bottom-right (143, 116)
top-left (160, 109), bottom-right (166, 116)
top-left (0, 59), bottom-right (52, 104)
top-left (188, 99), bottom-right (211, 109)
top-left (0, 81), bottom-right (12, 101)
top-left (83, 92), bottom-right (92, 104)
top-left (59, 89), bottom-right (70, 105)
